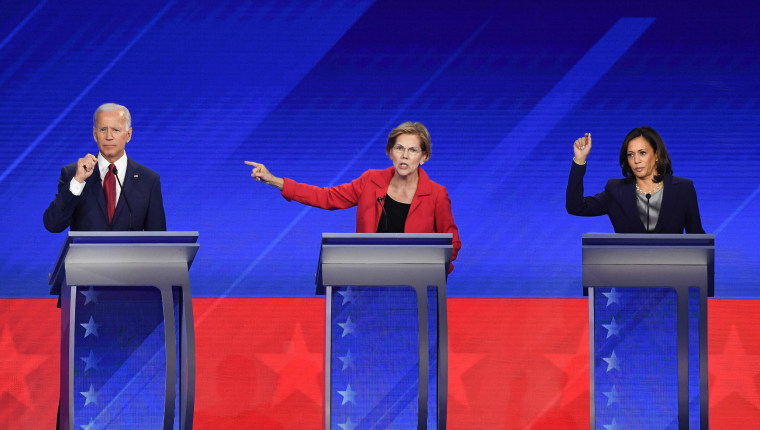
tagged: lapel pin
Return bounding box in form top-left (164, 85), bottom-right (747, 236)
top-left (134, 175), bottom-right (139, 178)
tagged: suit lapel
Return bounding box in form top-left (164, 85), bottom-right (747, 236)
top-left (409, 168), bottom-right (432, 217)
top-left (371, 167), bottom-right (393, 199)
top-left (620, 181), bottom-right (645, 231)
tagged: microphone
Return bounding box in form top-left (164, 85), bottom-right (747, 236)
top-left (377, 196), bottom-right (388, 233)
top-left (645, 193), bottom-right (651, 232)
top-left (111, 166), bottom-right (134, 231)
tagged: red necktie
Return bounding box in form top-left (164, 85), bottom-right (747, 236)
top-left (103, 163), bottom-right (116, 223)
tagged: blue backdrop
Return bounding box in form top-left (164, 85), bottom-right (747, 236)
top-left (0, 0), bottom-right (758, 299)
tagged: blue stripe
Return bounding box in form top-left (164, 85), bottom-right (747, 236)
top-left (0, 0), bottom-right (48, 53)
top-left (714, 182), bottom-right (760, 235)
top-left (0, 1), bottom-right (177, 185)
top-left (456, 17), bottom-right (655, 192)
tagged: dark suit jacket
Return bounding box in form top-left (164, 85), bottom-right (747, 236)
top-left (281, 166), bottom-right (461, 271)
top-left (44, 158), bottom-right (166, 232)
top-left (566, 161), bottom-right (704, 233)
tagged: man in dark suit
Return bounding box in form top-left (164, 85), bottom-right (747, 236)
top-left (44, 103), bottom-right (166, 232)
top-left (46, 103), bottom-right (165, 429)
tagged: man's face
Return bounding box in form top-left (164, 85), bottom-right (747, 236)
top-left (93, 110), bottom-right (131, 163)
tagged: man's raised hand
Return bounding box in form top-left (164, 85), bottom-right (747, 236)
top-left (74, 154), bottom-right (98, 183)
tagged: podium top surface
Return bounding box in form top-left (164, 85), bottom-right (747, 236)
top-left (582, 233), bottom-right (714, 247)
top-left (64, 231), bottom-right (199, 243)
top-left (49, 231), bottom-right (199, 295)
top-left (582, 233), bottom-right (714, 265)
top-left (316, 233), bottom-right (453, 293)
top-left (581, 233), bottom-right (715, 296)
top-left (319, 233), bottom-right (453, 264)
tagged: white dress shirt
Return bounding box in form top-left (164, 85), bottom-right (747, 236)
top-left (69, 153), bottom-right (128, 207)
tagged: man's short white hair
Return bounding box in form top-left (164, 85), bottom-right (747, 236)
top-left (93, 103), bottom-right (131, 129)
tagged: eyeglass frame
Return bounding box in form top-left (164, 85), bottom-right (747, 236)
top-left (391, 144), bottom-right (423, 157)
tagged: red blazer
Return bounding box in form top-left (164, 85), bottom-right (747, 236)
top-left (281, 166), bottom-right (461, 269)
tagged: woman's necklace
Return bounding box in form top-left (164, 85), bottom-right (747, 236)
top-left (636, 181), bottom-right (662, 195)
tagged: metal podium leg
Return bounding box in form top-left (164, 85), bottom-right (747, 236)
top-left (180, 285), bottom-right (196, 430)
top-left (588, 288), bottom-right (595, 430)
top-left (160, 287), bottom-right (178, 430)
top-left (325, 286), bottom-right (332, 430)
top-left (676, 287), bottom-right (689, 430)
top-left (437, 284), bottom-right (448, 430)
top-left (61, 286), bottom-right (76, 430)
top-left (414, 284), bottom-right (429, 430)
top-left (700, 288), bottom-right (709, 428)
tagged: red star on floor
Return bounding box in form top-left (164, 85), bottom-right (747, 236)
top-left (0, 324), bottom-right (49, 407)
top-left (543, 326), bottom-right (589, 409)
top-left (447, 349), bottom-right (485, 409)
top-left (255, 321), bottom-right (324, 407)
top-left (709, 324), bottom-right (760, 409)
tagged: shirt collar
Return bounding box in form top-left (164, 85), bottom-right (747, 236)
top-left (98, 153), bottom-right (127, 178)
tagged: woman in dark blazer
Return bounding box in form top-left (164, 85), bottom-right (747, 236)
top-left (245, 121), bottom-right (461, 271)
top-left (566, 126), bottom-right (704, 234)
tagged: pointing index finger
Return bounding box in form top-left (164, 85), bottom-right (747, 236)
top-left (244, 161), bottom-right (260, 167)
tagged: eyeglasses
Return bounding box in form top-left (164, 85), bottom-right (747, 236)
top-left (392, 144), bottom-right (422, 156)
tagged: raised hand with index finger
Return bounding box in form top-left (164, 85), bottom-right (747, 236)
top-left (245, 161), bottom-right (284, 190)
top-left (573, 133), bottom-right (591, 165)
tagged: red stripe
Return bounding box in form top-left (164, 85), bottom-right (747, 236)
top-left (1, 298), bottom-right (758, 429)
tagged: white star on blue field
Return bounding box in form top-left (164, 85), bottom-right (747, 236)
top-left (602, 288), bottom-right (621, 307)
top-left (338, 316), bottom-right (356, 337)
top-left (603, 350), bottom-right (620, 372)
top-left (80, 286), bottom-right (100, 305)
top-left (80, 384), bottom-right (98, 406)
top-left (80, 316), bottom-right (99, 338)
top-left (338, 383), bottom-right (356, 405)
top-left (602, 317), bottom-right (621, 338)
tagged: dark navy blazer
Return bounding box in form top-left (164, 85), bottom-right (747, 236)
top-left (566, 161), bottom-right (704, 234)
top-left (43, 157), bottom-right (166, 232)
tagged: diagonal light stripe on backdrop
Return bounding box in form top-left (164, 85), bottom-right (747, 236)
top-left (714, 183), bottom-right (760, 235)
top-left (455, 17), bottom-right (655, 195)
top-left (194, 15), bottom-right (494, 325)
top-left (0, 0), bottom-right (48, 52)
top-left (0, 0), bottom-right (177, 185)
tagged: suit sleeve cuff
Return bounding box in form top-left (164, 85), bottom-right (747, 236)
top-left (69, 177), bottom-right (86, 196)
top-left (280, 178), bottom-right (295, 201)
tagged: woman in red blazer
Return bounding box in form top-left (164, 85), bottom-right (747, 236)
top-left (245, 121), bottom-right (461, 270)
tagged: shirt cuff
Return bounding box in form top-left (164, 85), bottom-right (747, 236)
top-left (69, 177), bottom-right (86, 196)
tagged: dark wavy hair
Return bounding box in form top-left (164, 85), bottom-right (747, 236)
top-left (619, 126), bottom-right (673, 183)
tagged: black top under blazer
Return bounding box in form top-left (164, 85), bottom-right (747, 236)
top-left (43, 157), bottom-right (166, 232)
top-left (566, 161), bottom-right (704, 234)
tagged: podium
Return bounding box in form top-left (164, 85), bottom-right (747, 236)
top-left (582, 233), bottom-right (714, 430)
top-left (316, 233), bottom-right (452, 430)
top-left (49, 232), bottom-right (199, 430)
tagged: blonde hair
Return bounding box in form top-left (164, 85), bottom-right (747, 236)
top-left (386, 121), bottom-right (431, 160)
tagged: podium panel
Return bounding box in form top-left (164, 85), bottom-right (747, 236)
top-left (317, 234), bottom-right (452, 430)
top-left (582, 234), bottom-right (714, 430)
top-left (67, 285), bottom-right (170, 428)
top-left (50, 232), bottom-right (199, 430)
